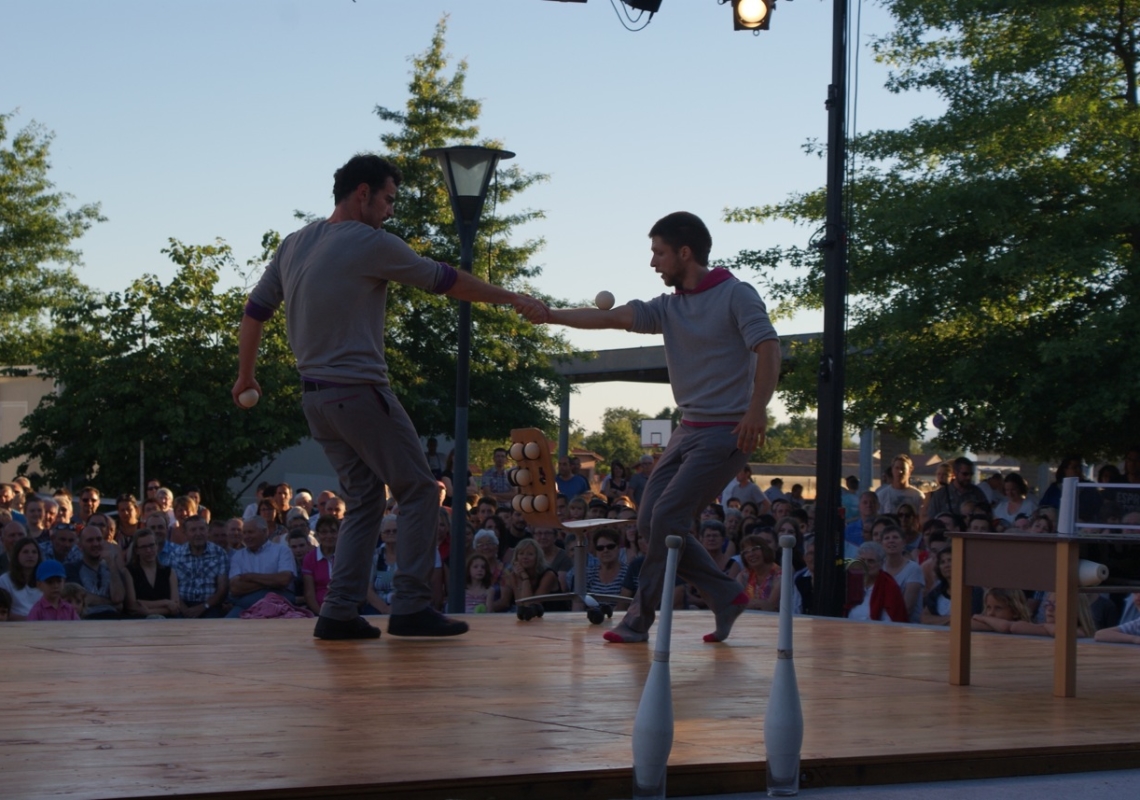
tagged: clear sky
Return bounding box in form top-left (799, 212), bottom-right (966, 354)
top-left (3, 0), bottom-right (940, 433)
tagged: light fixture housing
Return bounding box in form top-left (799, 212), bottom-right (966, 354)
top-left (733, 0), bottom-right (772, 31)
top-left (422, 145), bottom-right (515, 227)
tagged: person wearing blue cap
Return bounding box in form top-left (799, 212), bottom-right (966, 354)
top-left (27, 560), bottom-right (80, 621)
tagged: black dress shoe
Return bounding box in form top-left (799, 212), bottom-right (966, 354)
top-left (387, 607), bottom-right (469, 637)
top-left (313, 615), bottom-right (381, 640)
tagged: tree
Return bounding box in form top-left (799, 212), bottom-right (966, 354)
top-left (0, 238), bottom-right (307, 513)
top-left (583, 407), bottom-right (645, 471)
top-left (0, 112), bottom-right (103, 365)
top-left (724, 1), bottom-right (1140, 461)
top-left (372, 18), bottom-right (573, 439)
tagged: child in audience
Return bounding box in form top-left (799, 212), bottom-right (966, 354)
top-left (27, 561), bottom-right (80, 621)
top-left (465, 554), bottom-right (494, 613)
top-left (1010, 592), bottom-right (1096, 638)
top-left (971, 588), bottom-right (1032, 632)
top-left (61, 583), bottom-right (88, 617)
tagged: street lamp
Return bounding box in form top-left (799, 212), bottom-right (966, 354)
top-left (733, 0), bottom-right (772, 31)
top-left (422, 144), bottom-right (515, 615)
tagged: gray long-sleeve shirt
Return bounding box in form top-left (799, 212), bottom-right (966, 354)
top-left (247, 220), bottom-right (456, 386)
top-left (627, 268), bottom-right (778, 423)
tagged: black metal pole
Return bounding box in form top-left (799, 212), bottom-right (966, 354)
top-left (812, 0), bottom-right (850, 618)
top-left (447, 230), bottom-right (475, 615)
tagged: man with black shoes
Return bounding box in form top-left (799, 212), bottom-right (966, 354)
top-left (235, 154), bottom-right (547, 640)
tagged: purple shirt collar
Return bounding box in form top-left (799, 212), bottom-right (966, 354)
top-left (675, 267), bottom-right (735, 295)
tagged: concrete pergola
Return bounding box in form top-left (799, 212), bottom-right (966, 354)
top-left (551, 333), bottom-right (818, 457)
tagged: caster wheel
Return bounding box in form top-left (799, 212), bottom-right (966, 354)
top-left (517, 605), bottom-right (545, 621)
top-left (601, 603), bottom-right (614, 619)
top-left (587, 607), bottom-right (605, 625)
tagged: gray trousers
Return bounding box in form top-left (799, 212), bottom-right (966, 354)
top-left (622, 424), bottom-right (748, 634)
top-left (302, 384), bottom-right (438, 619)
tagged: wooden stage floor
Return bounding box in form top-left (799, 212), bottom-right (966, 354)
top-left (6, 611), bottom-right (1140, 800)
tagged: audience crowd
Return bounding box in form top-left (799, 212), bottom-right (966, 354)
top-left (2, 445), bottom-right (1139, 646)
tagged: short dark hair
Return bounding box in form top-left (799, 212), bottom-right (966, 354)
top-left (648, 211), bottom-right (712, 265)
top-left (333, 154), bottom-right (403, 204)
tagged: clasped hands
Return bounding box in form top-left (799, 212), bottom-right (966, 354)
top-left (511, 293), bottom-right (550, 324)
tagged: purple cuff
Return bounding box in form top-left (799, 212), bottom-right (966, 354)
top-left (244, 300), bottom-right (275, 322)
top-left (432, 262), bottom-right (459, 294)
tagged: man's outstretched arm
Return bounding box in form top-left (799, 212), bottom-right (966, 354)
top-left (444, 270), bottom-right (548, 323)
top-left (546, 305), bottom-right (635, 330)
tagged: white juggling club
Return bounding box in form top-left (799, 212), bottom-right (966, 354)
top-left (765, 533), bottom-right (804, 796)
top-left (631, 534), bottom-right (683, 799)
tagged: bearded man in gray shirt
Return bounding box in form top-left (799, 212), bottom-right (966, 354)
top-left (542, 211), bottom-right (781, 644)
top-left (234, 154), bottom-right (547, 640)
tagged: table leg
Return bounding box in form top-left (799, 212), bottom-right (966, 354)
top-left (949, 536), bottom-right (971, 686)
top-left (1053, 540), bottom-right (1079, 698)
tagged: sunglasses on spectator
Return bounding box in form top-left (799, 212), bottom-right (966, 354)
top-left (595, 543), bottom-right (618, 551)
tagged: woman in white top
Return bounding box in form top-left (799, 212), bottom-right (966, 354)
top-left (0, 537), bottom-right (44, 620)
top-left (992, 472), bottom-right (1036, 525)
top-left (880, 525), bottom-right (924, 623)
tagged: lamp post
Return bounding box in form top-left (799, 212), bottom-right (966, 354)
top-left (423, 145), bottom-right (515, 615)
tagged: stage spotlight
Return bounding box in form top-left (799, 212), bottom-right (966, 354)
top-left (733, 0), bottom-right (772, 31)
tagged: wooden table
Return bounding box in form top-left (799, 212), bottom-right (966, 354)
top-left (949, 531), bottom-right (1080, 697)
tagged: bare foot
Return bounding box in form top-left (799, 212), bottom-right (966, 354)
top-left (704, 592), bottom-right (749, 643)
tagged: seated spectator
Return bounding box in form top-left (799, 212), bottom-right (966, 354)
top-left (170, 516), bottom-right (229, 618)
top-left (565, 497), bottom-right (588, 522)
top-left (1094, 603), bottom-right (1140, 643)
top-left (169, 495), bottom-right (199, 545)
top-left (125, 531), bottom-right (180, 618)
top-left (601, 460), bottom-right (631, 502)
top-left (285, 529), bottom-right (312, 598)
top-left (895, 503), bottom-right (922, 552)
top-left (0, 520), bottom-right (27, 573)
top-left (586, 498), bottom-right (610, 520)
top-left (83, 513), bottom-right (126, 574)
top-left (921, 530), bottom-right (949, 593)
top-left (792, 535), bottom-right (815, 614)
top-left (774, 517), bottom-right (805, 569)
top-left (23, 498), bottom-right (50, 543)
top-left (737, 534), bottom-right (781, 612)
top-left (471, 529), bottom-right (509, 611)
top-left (992, 473), bottom-right (1036, 525)
top-left (686, 521), bottom-right (739, 610)
top-left (225, 517), bottom-right (245, 551)
top-left (207, 520), bottom-right (230, 552)
top-left (501, 538), bottom-right (559, 612)
top-left (142, 512), bottom-right (177, 567)
top-left (568, 528), bottom-right (627, 610)
top-left (257, 498), bottom-right (287, 542)
top-left (115, 494), bottom-right (142, 545)
top-left (971, 588), bottom-right (1033, 632)
top-left (880, 525), bottom-right (924, 623)
top-left (1028, 511), bottom-right (1056, 533)
top-left (66, 526), bottom-right (126, 619)
top-left (301, 515), bottom-right (339, 615)
top-left (847, 541), bottom-right (908, 623)
top-left (1009, 591), bottom-right (1096, 638)
top-left (921, 547), bottom-right (954, 625)
top-left (26, 561), bottom-right (80, 621)
top-left (844, 491), bottom-right (880, 548)
top-left (966, 513), bottom-right (994, 533)
top-left (0, 537), bottom-right (44, 619)
top-left (61, 583), bottom-right (87, 617)
top-left (464, 554), bottom-right (494, 613)
top-left (226, 517), bottom-right (296, 617)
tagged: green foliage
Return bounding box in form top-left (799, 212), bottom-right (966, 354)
top-left (0, 112), bottom-right (103, 364)
top-left (582, 407), bottom-right (646, 471)
top-left (0, 240), bottom-right (307, 513)
top-left (724, 1), bottom-right (1140, 462)
top-left (373, 18), bottom-right (573, 439)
